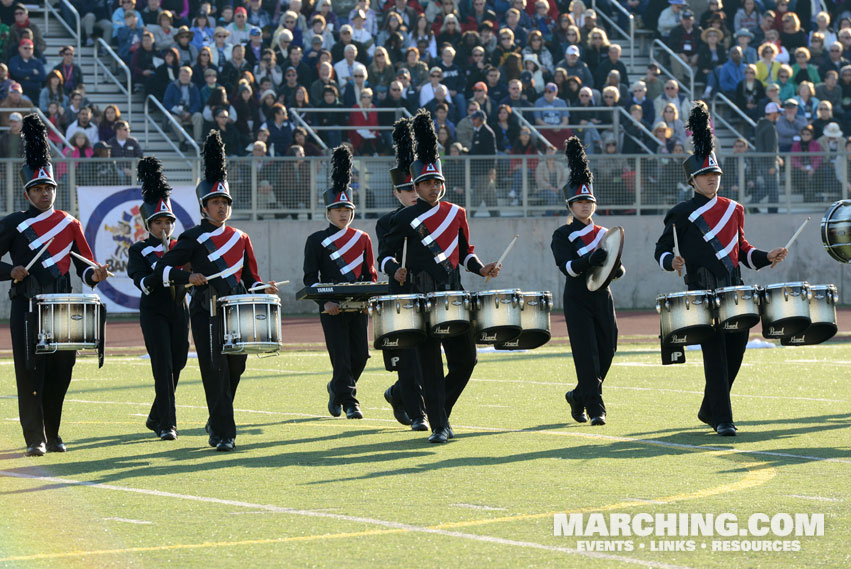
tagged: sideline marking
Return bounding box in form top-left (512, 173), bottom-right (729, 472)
top-left (452, 503), bottom-right (509, 511)
top-left (0, 470), bottom-right (696, 569)
top-left (103, 517), bottom-right (152, 525)
top-left (785, 495), bottom-right (840, 502)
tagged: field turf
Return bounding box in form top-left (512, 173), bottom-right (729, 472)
top-left (0, 340), bottom-right (849, 569)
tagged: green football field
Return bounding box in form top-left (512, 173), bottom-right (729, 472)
top-left (1, 340), bottom-right (849, 569)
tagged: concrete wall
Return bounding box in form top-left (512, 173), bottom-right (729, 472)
top-left (2, 212), bottom-right (848, 319)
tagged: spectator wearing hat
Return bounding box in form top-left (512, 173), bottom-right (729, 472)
top-left (163, 66), bottom-right (204, 143)
top-left (53, 46), bottom-right (84, 96)
top-left (350, 9), bottom-right (375, 58)
top-left (817, 122), bottom-right (846, 196)
top-left (174, 26), bottom-right (198, 66)
top-left (534, 81), bottom-right (570, 147)
top-left (776, 99), bottom-right (807, 151)
top-left (111, 0), bottom-right (143, 40)
top-left (226, 7), bottom-right (256, 46)
top-left (243, 26), bottom-right (265, 68)
top-left (0, 81), bottom-right (31, 127)
top-left (469, 108), bottom-right (499, 216)
top-left (753, 101), bottom-right (783, 211)
top-left (735, 63), bottom-right (765, 121)
top-left (7, 3), bottom-right (45, 58)
top-left (209, 27), bottom-right (233, 69)
top-left (8, 39), bottom-right (44, 102)
top-left (667, 9), bottom-right (701, 83)
top-left (734, 28), bottom-right (758, 64)
top-left (116, 10), bottom-right (144, 64)
top-left (697, 27), bottom-right (726, 91)
top-left (658, 0), bottom-right (686, 39)
top-left (0, 111), bottom-right (23, 157)
top-left (557, 45), bottom-right (594, 88)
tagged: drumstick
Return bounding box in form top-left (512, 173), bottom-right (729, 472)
top-left (401, 237), bottom-right (408, 268)
top-left (185, 266), bottom-right (232, 288)
top-left (772, 216), bottom-right (810, 268)
top-left (160, 229), bottom-right (169, 251)
top-left (13, 237), bottom-right (54, 283)
top-left (248, 280), bottom-right (290, 292)
top-left (485, 234), bottom-right (519, 283)
top-left (672, 223), bottom-right (682, 277)
top-left (70, 251), bottom-right (115, 278)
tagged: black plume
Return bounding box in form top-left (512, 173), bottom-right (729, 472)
top-left (411, 108), bottom-right (438, 165)
top-left (331, 145), bottom-right (352, 191)
top-left (203, 130), bottom-right (227, 183)
top-left (21, 114), bottom-right (51, 171)
top-left (137, 157), bottom-right (171, 204)
top-left (392, 117), bottom-right (414, 173)
top-left (564, 136), bottom-right (592, 188)
top-left (687, 101), bottom-right (714, 158)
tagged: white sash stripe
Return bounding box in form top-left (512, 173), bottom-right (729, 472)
top-left (207, 230), bottom-right (242, 261)
top-left (339, 252), bottom-right (364, 275)
top-left (16, 208), bottom-right (56, 234)
top-left (701, 200), bottom-right (737, 242)
top-left (434, 235), bottom-right (458, 264)
top-left (410, 202), bottom-right (442, 229)
top-left (216, 259), bottom-right (244, 279)
top-left (41, 241), bottom-right (74, 268)
top-left (421, 204), bottom-right (458, 245)
top-left (687, 196), bottom-right (717, 222)
top-left (566, 260), bottom-right (579, 277)
top-left (575, 229), bottom-right (606, 257)
top-left (329, 231), bottom-right (361, 260)
top-left (28, 215), bottom-right (73, 248)
top-left (568, 223), bottom-right (596, 242)
top-left (162, 266), bottom-right (172, 287)
top-left (321, 227), bottom-right (348, 248)
top-left (196, 224), bottom-right (226, 244)
top-left (658, 251), bottom-right (672, 271)
top-left (141, 244), bottom-right (164, 257)
top-left (715, 234), bottom-right (738, 260)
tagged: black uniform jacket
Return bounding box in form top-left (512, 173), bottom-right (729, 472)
top-left (0, 205), bottom-right (99, 298)
top-left (303, 223), bottom-right (377, 308)
top-left (653, 193), bottom-right (771, 290)
top-left (376, 205), bottom-right (411, 294)
top-left (127, 234), bottom-right (188, 315)
top-left (551, 218), bottom-right (624, 300)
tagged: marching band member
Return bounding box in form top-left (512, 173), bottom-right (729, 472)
top-left (303, 145), bottom-right (377, 420)
top-left (127, 157), bottom-right (189, 441)
top-left (155, 131), bottom-right (278, 451)
top-left (0, 114), bottom-right (109, 456)
top-left (551, 137), bottom-right (624, 427)
top-left (378, 109), bottom-right (500, 444)
top-left (377, 117), bottom-right (428, 432)
top-left (653, 102), bottom-right (787, 437)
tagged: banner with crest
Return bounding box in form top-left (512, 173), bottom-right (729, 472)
top-left (77, 185), bottom-right (200, 313)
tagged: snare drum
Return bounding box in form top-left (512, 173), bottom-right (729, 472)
top-left (714, 285), bottom-right (761, 332)
top-left (821, 200), bottom-right (851, 263)
top-left (368, 294), bottom-right (426, 349)
top-left (759, 282), bottom-right (812, 339)
top-left (218, 294), bottom-right (282, 355)
top-left (656, 290), bottom-right (715, 345)
top-left (34, 294), bottom-right (102, 352)
top-left (496, 291), bottom-right (552, 350)
top-left (473, 289), bottom-right (523, 344)
top-left (425, 291), bottom-right (471, 337)
top-left (781, 284), bottom-right (838, 346)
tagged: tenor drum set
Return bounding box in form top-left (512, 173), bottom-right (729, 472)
top-left (656, 282), bottom-right (838, 346)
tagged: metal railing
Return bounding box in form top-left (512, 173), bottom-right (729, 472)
top-left (45, 0), bottom-right (81, 67)
top-left (712, 92), bottom-right (757, 148)
top-left (289, 110), bottom-right (328, 151)
top-left (593, 0), bottom-right (635, 69)
top-left (0, 152), bottom-right (845, 219)
top-left (290, 107), bottom-right (413, 132)
top-left (94, 38), bottom-right (132, 121)
top-left (144, 95), bottom-right (200, 180)
top-left (617, 107), bottom-right (656, 153)
top-left (651, 39), bottom-right (695, 97)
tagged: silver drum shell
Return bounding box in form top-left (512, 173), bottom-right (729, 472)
top-left (655, 290), bottom-right (715, 345)
top-left (219, 294), bottom-right (282, 354)
top-left (368, 294), bottom-right (426, 349)
top-left (714, 285), bottom-right (761, 332)
top-left (34, 293), bottom-right (102, 351)
top-left (759, 282), bottom-right (812, 339)
top-left (495, 291), bottom-right (552, 350)
top-left (425, 291), bottom-right (471, 337)
top-left (473, 289), bottom-right (523, 344)
top-left (781, 284), bottom-right (838, 346)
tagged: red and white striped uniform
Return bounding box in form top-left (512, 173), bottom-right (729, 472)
top-left (321, 226), bottom-right (376, 281)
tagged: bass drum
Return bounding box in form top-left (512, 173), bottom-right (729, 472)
top-left (821, 200), bottom-right (851, 263)
top-left (781, 284), bottom-right (839, 346)
top-left (495, 291), bottom-right (552, 350)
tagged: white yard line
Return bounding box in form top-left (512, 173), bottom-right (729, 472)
top-left (103, 517), bottom-right (152, 525)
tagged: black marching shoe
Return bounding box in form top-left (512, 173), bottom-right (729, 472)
top-left (208, 434), bottom-right (221, 448)
top-left (411, 417), bottom-right (429, 431)
top-left (25, 442), bottom-right (46, 457)
top-left (216, 438), bottom-right (235, 451)
top-left (384, 387), bottom-right (412, 425)
top-left (146, 417), bottom-right (160, 437)
top-left (590, 414), bottom-right (606, 426)
top-left (565, 391), bottom-right (588, 423)
top-left (345, 404), bottom-right (363, 419)
top-left (46, 437), bottom-right (66, 452)
top-left (715, 422), bottom-right (737, 436)
top-left (428, 427), bottom-right (450, 444)
top-left (327, 382), bottom-right (341, 417)
top-left (446, 423), bottom-right (455, 439)
top-left (160, 428), bottom-right (178, 441)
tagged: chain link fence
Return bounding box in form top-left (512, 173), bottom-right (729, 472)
top-left (1, 152), bottom-right (848, 218)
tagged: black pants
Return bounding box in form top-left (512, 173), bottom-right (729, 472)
top-left (191, 310), bottom-right (246, 440)
top-left (563, 291), bottom-right (618, 418)
top-left (417, 328), bottom-right (477, 431)
top-left (698, 330), bottom-right (749, 425)
top-left (141, 307), bottom-right (190, 432)
top-left (321, 311), bottom-right (369, 408)
top-left (10, 298), bottom-right (76, 447)
top-left (385, 348), bottom-right (426, 420)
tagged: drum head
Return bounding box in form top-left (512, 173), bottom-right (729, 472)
top-left (821, 200), bottom-right (851, 263)
top-left (586, 226), bottom-right (624, 292)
